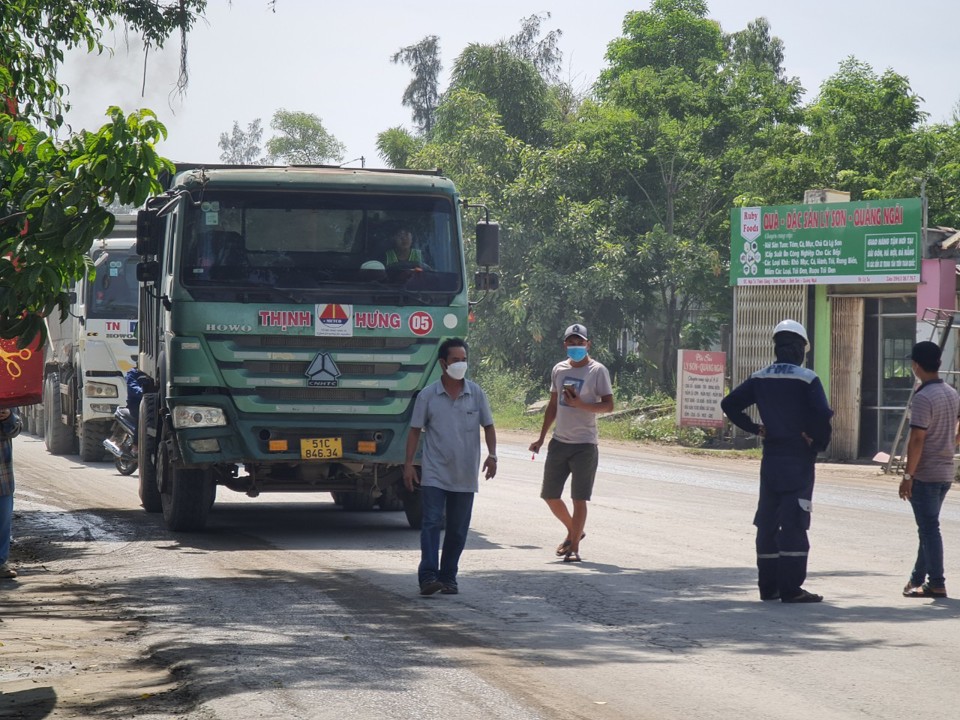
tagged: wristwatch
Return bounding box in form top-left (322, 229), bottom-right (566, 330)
top-left (487, 455), bottom-right (498, 462)
top-left (903, 473), bottom-right (913, 481)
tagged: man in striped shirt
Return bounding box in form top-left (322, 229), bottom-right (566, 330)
top-left (900, 341), bottom-right (960, 599)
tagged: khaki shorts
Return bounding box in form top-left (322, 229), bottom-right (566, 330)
top-left (540, 439), bottom-right (599, 501)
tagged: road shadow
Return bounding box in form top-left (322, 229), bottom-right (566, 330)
top-left (0, 686), bottom-right (57, 719)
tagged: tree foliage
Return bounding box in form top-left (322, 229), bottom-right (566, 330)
top-left (450, 43), bottom-right (553, 146)
top-left (1, 0), bottom-right (205, 344)
top-left (375, 126), bottom-right (423, 169)
top-left (391, 35), bottom-right (442, 137)
top-left (264, 109), bottom-right (345, 165)
top-left (218, 119), bottom-right (265, 164)
top-left (508, 13), bottom-right (563, 83)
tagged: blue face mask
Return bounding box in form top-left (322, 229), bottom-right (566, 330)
top-left (566, 346), bottom-right (588, 362)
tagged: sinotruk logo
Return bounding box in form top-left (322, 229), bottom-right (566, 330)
top-left (305, 352), bottom-right (341, 387)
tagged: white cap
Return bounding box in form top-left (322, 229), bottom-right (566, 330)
top-left (564, 323), bottom-right (588, 341)
top-left (360, 260), bottom-right (385, 272)
top-left (773, 319), bottom-right (808, 343)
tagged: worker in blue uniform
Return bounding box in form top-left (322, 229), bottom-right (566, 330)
top-left (721, 319), bottom-right (834, 603)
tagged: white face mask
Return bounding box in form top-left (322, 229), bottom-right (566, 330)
top-left (445, 361), bottom-right (468, 380)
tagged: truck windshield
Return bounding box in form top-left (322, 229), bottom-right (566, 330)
top-left (87, 249), bottom-right (139, 319)
top-left (180, 192), bottom-right (462, 299)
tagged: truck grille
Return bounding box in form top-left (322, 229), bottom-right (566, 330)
top-left (242, 361), bottom-right (401, 375)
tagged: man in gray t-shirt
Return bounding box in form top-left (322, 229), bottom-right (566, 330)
top-left (404, 338), bottom-right (497, 596)
top-left (529, 323), bottom-right (613, 562)
top-left (900, 341), bottom-right (960, 598)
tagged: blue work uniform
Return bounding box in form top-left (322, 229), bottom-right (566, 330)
top-left (721, 362), bottom-right (834, 599)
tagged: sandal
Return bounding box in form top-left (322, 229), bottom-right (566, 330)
top-left (555, 533), bottom-right (586, 557)
top-left (904, 583), bottom-right (947, 598)
top-left (563, 552), bottom-right (582, 563)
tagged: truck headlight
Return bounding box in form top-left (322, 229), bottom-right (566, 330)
top-left (85, 381), bottom-right (119, 398)
top-left (172, 405), bottom-right (227, 429)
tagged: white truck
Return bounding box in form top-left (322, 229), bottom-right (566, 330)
top-left (22, 215), bottom-right (140, 460)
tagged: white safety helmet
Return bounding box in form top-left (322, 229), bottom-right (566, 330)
top-left (773, 319), bottom-right (808, 344)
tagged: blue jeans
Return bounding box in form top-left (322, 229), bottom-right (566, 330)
top-left (418, 486), bottom-right (474, 588)
top-left (909, 481), bottom-right (951, 588)
top-left (0, 493), bottom-right (12, 565)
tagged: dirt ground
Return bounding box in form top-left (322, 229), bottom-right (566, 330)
top-left (0, 522), bottom-right (189, 720)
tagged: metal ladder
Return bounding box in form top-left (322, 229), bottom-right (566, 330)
top-left (883, 308), bottom-right (960, 474)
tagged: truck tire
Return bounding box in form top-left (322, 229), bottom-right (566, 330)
top-left (138, 393), bottom-right (162, 513)
top-left (79, 420), bottom-right (110, 462)
top-left (30, 404), bottom-right (45, 438)
top-left (340, 490), bottom-right (377, 511)
top-left (158, 438), bottom-right (213, 532)
top-left (44, 373), bottom-right (76, 455)
top-left (21, 406), bottom-right (35, 435)
top-left (402, 488), bottom-right (423, 529)
top-left (378, 483), bottom-right (405, 511)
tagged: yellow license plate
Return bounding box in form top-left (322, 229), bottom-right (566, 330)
top-left (300, 437), bottom-right (343, 460)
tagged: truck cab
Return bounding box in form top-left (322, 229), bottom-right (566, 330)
top-left (135, 166), bottom-right (498, 531)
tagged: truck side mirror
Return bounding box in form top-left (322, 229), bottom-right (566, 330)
top-left (136, 260), bottom-right (160, 283)
top-left (136, 209), bottom-right (159, 256)
top-left (476, 221), bottom-right (500, 267)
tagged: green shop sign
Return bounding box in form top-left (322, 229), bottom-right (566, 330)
top-left (730, 198), bottom-right (922, 286)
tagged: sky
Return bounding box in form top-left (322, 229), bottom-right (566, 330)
top-left (58, 0), bottom-right (960, 167)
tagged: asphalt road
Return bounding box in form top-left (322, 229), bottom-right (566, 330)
top-left (7, 431), bottom-right (960, 719)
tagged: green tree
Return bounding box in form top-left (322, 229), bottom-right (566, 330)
top-left (508, 13), bottom-right (563, 83)
top-left (375, 126), bottom-right (423, 168)
top-left (391, 35), bottom-right (442, 136)
top-left (594, 0), bottom-right (734, 390)
top-left (804, 57), bottom-right (925, 196)
top-left (218, 118), bottom-right (265, 164)
top-left (1, 1), bottom-right (204, 344)
top-left (264, 109), bottom-right (345, 165)
top-left (449, 43), bottom-right (553, 145)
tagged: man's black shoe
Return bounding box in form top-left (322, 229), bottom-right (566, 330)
top-left (419, 580), bottom-right (444, 596)
top-left (781, 589), bottom-right (823, 603)
top-left (760, 591), bottom-right (780, 601)
top-left (440, 584), bottom-right (459, 595)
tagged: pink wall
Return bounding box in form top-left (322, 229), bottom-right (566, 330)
top-left (917, 258), bottom-right (956, 319)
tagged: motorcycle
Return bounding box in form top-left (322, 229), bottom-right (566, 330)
top-left (103, 368), bottom-right (149, 476)
top-left (103, 404), bottom-right (138, 475)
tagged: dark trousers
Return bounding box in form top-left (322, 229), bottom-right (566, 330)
top-left (755, 454), bottom-right (815, 598)
top-left (418, 486), bottom-right (475, 588)
top-left (909, 481), bottom-right (951, 588)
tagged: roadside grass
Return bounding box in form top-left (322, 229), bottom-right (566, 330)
top-left (475, 366), bottom-right (748, 453)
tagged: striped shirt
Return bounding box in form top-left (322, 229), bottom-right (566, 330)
top-left (910, 379), bottom-right (960, 484)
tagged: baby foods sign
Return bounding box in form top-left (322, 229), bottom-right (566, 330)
top-left (730, 198), bottom-right (921, 286)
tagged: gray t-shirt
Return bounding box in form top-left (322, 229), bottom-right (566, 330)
top-left (550, 358), bottom-right (613, 445)
top-left (410, 379), bottom-right (494, 493)
top-left (910, 379), bottom-right (960, 484)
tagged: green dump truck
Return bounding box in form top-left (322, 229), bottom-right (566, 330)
top-left (135, 165), bottom-right (499, 531)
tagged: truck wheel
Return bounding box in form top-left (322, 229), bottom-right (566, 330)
top-left (79, 420), bottom-right (110, 462)
top-left (378, 483), bottom-right (405, 511)
top-left (159, 434), bottom-right (213, 531)
top-left (138, 393), bottom-right (162, 513)
top-left (44, 373), bottom-right (76, 455)
top-left (31, 404), bottom-right (45, 438)
top-left (402, 488), bottom-right (423, 529)
top-left (340, 490), bottom-right (377, 511)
